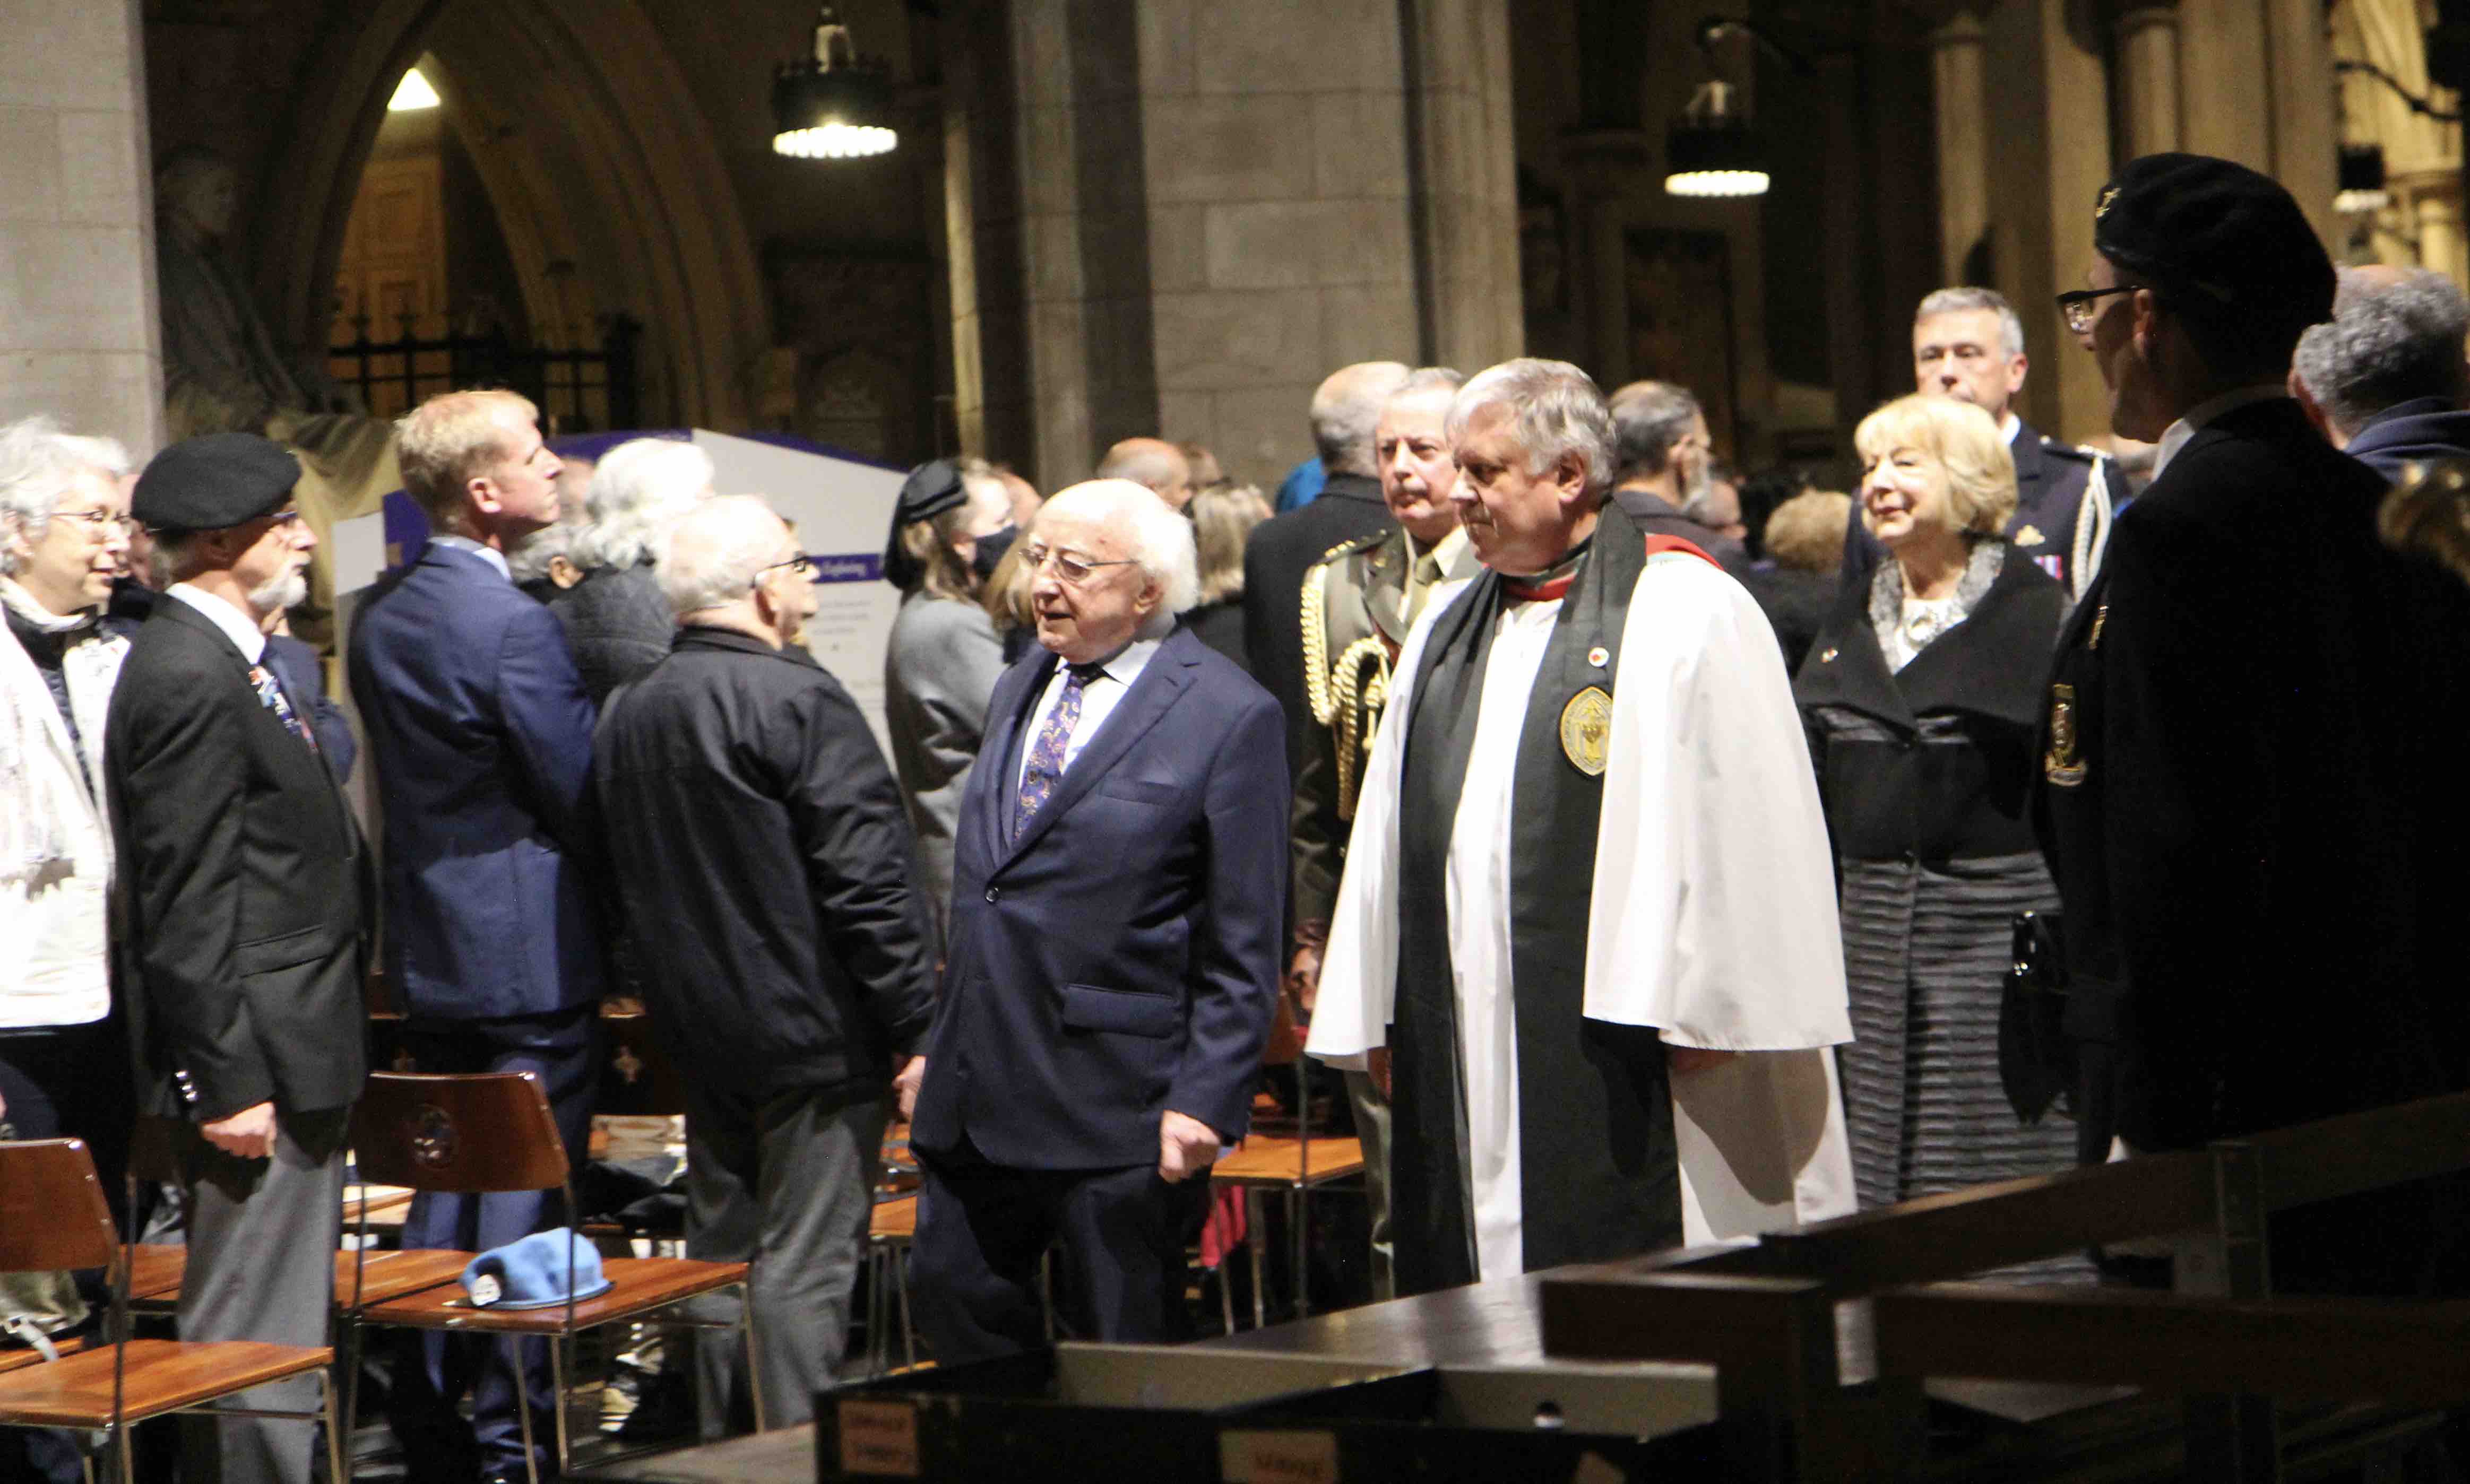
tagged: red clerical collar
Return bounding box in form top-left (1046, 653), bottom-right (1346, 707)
top-left (1500, 572), bottom-right (1575, 605)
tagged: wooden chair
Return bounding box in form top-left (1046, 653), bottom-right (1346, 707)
top-left (342, 1071), bottom-right (757, 1482)
top-left (0, 1139), bottom-right (343, 1484)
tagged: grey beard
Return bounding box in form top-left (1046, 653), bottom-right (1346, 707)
top-left (249, 568), bottom-right (306, 617)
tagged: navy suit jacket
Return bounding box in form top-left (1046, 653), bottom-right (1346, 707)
top-left (346, 542), bottom-right (603, 1020)
top-left (910, 624), bottom-right (1288, 1170)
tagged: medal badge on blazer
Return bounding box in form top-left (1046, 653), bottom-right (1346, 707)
top-left (1559, 685), bottom-right (1612, 777)
top-left (2043, 682), bottom-right (2086, 787)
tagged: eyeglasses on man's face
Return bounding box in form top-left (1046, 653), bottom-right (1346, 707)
top-left (1021, 542), bottom-right (1138, 585)
top-left (2056, 285), bottom-right (2139, 335)
top-left (755, 554), bottom-right (815, 586)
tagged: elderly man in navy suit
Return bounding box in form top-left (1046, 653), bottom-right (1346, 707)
top-left (346, 388), bottom-right (601, 1484)
top-left (907, 478), bottom-right (1287, 1360)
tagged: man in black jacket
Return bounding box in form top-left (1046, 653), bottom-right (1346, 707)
top-left (108, 433), bottom-right (369, 1484)
top-left (2039, 154), bottom-right (2470, 1295)
top-left (592, 496), bottom-right (937, 1436)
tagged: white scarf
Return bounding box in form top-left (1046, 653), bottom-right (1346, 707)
top-left (0, 578), bottom-right (126, 885)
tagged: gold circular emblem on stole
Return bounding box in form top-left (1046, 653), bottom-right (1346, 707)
top-left (1559, 686), bottom-right (1613, 777)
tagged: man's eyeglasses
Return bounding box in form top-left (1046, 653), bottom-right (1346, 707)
top-left (1021, 542), bottom-right (1138, 585)
top-left (755, 554), bottom-right (814, 586)
top-left (2056, 285), bottom-right (2139, 335)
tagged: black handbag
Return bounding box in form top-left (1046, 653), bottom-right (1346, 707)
top-left (1997, 909), bottom-right (2076, 1124)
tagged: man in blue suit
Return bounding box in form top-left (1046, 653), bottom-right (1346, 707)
top-left (908, 479), bottom-right (1286, 1360)
top-left (346, 389), bottom-right (601, 1484)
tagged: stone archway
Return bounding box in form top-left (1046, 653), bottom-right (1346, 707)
top-left (248, 0), bottom-right (766, 428)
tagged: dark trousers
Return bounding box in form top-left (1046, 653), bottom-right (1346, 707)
top-left (911, 1135), bottom-right (1211, 1366)
top-left (682, 1083), bottom-right (885, 1436)
top-left (176, 1107), bottom-right (352, 1484)
top-left (386, 1007), bottom-right (597, 1479)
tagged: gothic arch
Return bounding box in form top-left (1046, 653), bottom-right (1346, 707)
top-left (249, 0), bottom-right (766, 427)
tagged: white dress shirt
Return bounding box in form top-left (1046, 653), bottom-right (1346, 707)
top-left (428, 533), bottom-right (512, 582)
top-left (2151, 384), bottom-right (2287, 484)
top-left (166, 583), bottom-right (267, 664)
top-left (1013, 637), bottom-right (1162, 796)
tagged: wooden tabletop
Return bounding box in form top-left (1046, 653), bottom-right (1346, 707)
top-left (1196, 1274), bottom-right (1579, 1368)
top-left (1211, 1135), bottom-right (1364, 1187)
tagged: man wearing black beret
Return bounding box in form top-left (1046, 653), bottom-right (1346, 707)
top-left (2032, 154), bottom-right (2470, 1295)
top-left (106, 431), bottom-right (369, 1482)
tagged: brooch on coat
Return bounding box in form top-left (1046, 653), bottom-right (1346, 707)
top-left (2043, 682), bottom-right (2087, 787)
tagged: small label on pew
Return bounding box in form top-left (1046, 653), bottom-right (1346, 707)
top-left (1220, 1429), bottom-right (1339, 1483)
top-left (837, 1398), bottom-right (920, 1477)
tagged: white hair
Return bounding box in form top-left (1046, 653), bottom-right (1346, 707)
top-left (506, 518), bottom-right (576, 585)
top-left (0, 416), bottom-right (116, 577)
top-left (1444, 358), bottom-right (1618, 498)
top-left (572, 437), bottom-right (715, 571)
top-left (654, 494), bottom-right (788, 619)
top-left (1039, 480), bottom-right (1200, 637)
top-left (1916, 286), bottom-right (2026, 359)
top-left (1310, 362), bottom-right (1413, 476)
top-left (2293, 268), bottom-right (2470, 436)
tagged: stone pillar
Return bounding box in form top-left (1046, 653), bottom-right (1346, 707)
top-left (1562, 131), bottom-right (1648, 390)
top-left (0, 0), bottom-right (162, 453)
top-left (944, 0), bottom-right (1515, 489)
top-left (2177, 0), bottom-right (2272, 170)
top-left (1931, 8), bottom-right (1991, 284)
top-left (2420, 190), bottom-right (2465, 283)
top-left (2265, 0), bottom-right (2340, 248)
top-left (2114, 6), bottom-right (2182, 157)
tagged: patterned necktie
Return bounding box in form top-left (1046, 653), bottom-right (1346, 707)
top-left (1014, 663), bottom-right (1098, 837)
top-left (248, 664), bottom-right (319, 756)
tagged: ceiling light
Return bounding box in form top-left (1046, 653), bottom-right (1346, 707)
top-left (1666, 83), bottom-right (1767, 197)
top-left (2336, 143), bottom-right (2389, 215)
top-left (388, 67), bottom-right (440, 112)
top-left (773, 6), bottom-right (897, 160)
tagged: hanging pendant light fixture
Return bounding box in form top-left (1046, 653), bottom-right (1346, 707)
top-left (1664, 16), bottom-right (1814, 200)
top-left (772, 5), bottom-right (897, 160)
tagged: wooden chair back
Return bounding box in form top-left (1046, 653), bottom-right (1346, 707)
top-left (351, 1071), bottom-right (571, 1194)
top-left (0, 1140), bottom-right (117, 1274)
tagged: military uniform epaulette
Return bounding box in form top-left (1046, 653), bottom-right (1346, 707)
top-left (2040, 437), bottom-right (2102, 464)
top-left (1318, 529), bottom-right (1392, 563)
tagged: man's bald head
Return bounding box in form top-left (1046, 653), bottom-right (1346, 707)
top-left (1311, 361), bottom-right (1412, 476)
top-left (1095, 437), bottom-right (1194, 509)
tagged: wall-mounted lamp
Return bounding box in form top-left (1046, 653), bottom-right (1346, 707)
top-left (2337, 143), bottom-right (2390, 215)
top-left (1665, 18), bottom-right (1815, 200)
top-left (773, 5), bottom-right (897, 160)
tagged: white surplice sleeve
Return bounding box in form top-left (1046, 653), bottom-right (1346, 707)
top-left (1303, 578), bottom-right (1476, 1068)
top-left (1583, 552), bottom-right (1858, 1240)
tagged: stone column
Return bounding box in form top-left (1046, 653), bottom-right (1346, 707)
top-left (2176, 0), bottom-right (2271, 170)
top-left (2420, 189), bottom-right (2465, 283)
top-left (0, 0), bottom-right (162, 452)
top-left (1562, 131), bottom-right (1648, 389)
top-left (2113, 5), bottom-right (2182, 157)
top-left (2265, 0), bottom-right (2340, 248)
top-left (944, 0), bottom-right (1516, 489)
top-left (1930, 8), bottom-right (1991, 284)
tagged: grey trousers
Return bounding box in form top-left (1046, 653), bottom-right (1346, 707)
top-left (683, 1084), bottom-right (886, 1437)
top-left (175, 1107), bottom-right (349, 1484)
top-left (1343, 1069), bottom-right (1394, 1301)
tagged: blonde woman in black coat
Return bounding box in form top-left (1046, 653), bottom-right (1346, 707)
top-left (1793, 394), bottom-right (2084, 1277)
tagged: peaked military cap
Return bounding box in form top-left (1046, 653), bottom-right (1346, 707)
top-left (132, 432), bottom-right (299, 534)
top-left (2092, 152), bottom-right (2335, 326)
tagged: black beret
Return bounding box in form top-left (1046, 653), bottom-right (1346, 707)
top-left (2092, 152), bottom-right (2335, 328)
top-left (883, 458), bottom-right (969, 589)
top-left (133, 433), bottom-right (299, 534)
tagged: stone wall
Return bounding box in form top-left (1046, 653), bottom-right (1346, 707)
top-left (0, 0), bottom-right (162, 453)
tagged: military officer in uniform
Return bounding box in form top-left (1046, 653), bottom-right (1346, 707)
top-left (1849, 287), bottom-right (2113, 601)
top-left (2029, 153), bottom-right (2470, 1297)
top-left (1289, 367), bottom-right (1481, 1299)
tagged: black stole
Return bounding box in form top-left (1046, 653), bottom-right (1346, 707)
top-left (1389, 506), bottom-right (1680, 1295)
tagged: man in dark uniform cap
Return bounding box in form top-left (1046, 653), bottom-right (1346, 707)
top-left (2031, 153), bottom-right (2470, 1295)
top-left (106, 432), bottom-right (368, 1483)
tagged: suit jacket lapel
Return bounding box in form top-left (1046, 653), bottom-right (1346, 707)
top-left (980, 653), bottom-right (1053, 860)
top-left (995, 633), bottom-right (1199, 870)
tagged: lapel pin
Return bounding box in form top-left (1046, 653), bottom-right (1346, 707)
top-left (1586, 646), bottom-right (1609, 668)
top-left (1820, 647), bottom-right (1838, 664)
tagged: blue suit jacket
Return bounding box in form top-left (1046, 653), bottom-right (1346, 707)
top-left (910, 625), bottom-right (1288, 1169)
top-left (346, 543), bottom-right (603, 1020)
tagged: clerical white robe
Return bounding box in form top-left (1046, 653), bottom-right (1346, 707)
top-left (1308, 549), bottom-right (1856, 1273)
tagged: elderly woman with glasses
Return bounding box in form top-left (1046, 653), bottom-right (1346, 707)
top-left (1792, 393), bottom-right (2085, 1277)
top-left (0, 416), bottom-right (137, 1274)
top-left (884, 458), bottom-right (1017, 953)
